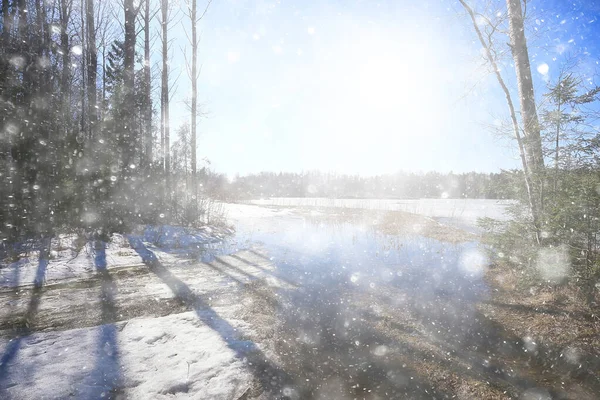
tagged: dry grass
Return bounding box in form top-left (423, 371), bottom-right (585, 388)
top-left (478, 262), bottom-right (600, 400)
top-left (482, 264), bottom-right (600, 349)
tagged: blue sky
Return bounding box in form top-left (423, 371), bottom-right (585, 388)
top-left (164, 0), bottom-right (600, 177)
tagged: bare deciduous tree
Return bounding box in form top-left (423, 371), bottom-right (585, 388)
top-left (183, 0), bottom-right (212, 206)
top-left (459, 0), bottom-right (543, 243)
top-left (86, 0), bottom-right (97, 139)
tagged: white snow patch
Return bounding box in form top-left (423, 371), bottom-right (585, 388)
top-left (0, 312), bottom-right (254, 399)
top-left (0, 226), bottom-right (230, 289)
top-left (142, 225), bottom-right (228, 248)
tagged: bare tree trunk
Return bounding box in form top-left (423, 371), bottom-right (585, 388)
top-left (59, 0), bottom-right (71, 125)
top-left (186, 0), bottom-right (210, 218)
top-left (79, 0), bottom-right (86, 137)
top-left (507, 0), bottom-right (544, 171)
top-left (85, 0), bottom-right (97, 140)
top-left (123, 0), bottom-right (136, 170)
top-left (161, 0), bottom-right (170, 197)
top-left (101, 45), bottom-right (106, 121)
top-left (190, 0), bottom-right (197, 201)
top-left (143, 0), bottom-right (152, 168)
top-left (554, 95), bottom-right (561, 194)
top-left (459, 0), bottom-right (542, 244)
top-left (34, 0), bottom-right (53, 236)
top-left (506, 0), bottom-right (545, 242)
top-left (1, 0), bottom-right (11, 43)
top-left (17, 0), bottom-right (25, 47)
top-left (97, 1), bottom-right (113, 125)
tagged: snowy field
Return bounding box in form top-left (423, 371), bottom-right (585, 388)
top-left (249, 198), bottom-right (514, 232)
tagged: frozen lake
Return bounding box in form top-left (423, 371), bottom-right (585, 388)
top-left (249, 198), bottom-right (514, 232)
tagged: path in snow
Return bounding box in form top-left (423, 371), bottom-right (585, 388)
top-left (0, 231), bottom-right (291, 399)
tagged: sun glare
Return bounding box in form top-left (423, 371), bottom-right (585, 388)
top-left (312, 37), bottom-right (442, 171)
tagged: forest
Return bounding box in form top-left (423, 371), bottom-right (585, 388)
top-left (227, 170), bottom-right (522, 199)
top-left (0, 0), bottom-right (214, 245)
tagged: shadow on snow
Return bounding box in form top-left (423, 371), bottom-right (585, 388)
top-left (0, 238), bottom-right (50, 392)
top-left (127, 236), bottom-right (296, 398)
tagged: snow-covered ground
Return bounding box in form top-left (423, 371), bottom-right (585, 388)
top-left (4, 204), bottom-right (475, 399)
top-left (0, 224), bottom-right (289, 399)
top-left (0, 225), bottom-right (233, 289)
top-left (1, 311), bottom-right (254, 400)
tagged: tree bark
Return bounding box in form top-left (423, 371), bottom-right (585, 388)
top-left (59, 0), bottom-right (71, 126)
top-left (143, 0), bottom-right (152, 168)
top-left (190, 0), bottom-right (197, 201)
top-left (459, 0), bottom-right (542, 244)
top-left (507, 0), bottom-right (544, 171)
top-left (554, 94), bottom-right (561, 194)
top-left (123, 0), bottom-right (136, 170)
top-left (1, 0), bottom-right (11, 44)
top-left (160, 0), bottom-right (170, 197)
top-left (79, 0), bottom-right (86, 136)
top-left (85, 0), bottom-right (97, 140)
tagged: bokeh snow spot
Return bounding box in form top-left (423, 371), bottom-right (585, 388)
top-left (83, 212), bottom-right (98, 223)
top-left (523, 336), bottom-right (537, 353)
top-left (522, 388), bottom-right (552, 400)
top-left (4, 122), bottom-right (19, 137)
top-left (71, 45), bottom-right (83, 55)
top-left (282, 387), bottom-right (299, 400)
top-left (38, 56), bottom-right (51, 69)
top-left (459, 248), bottom-right (488, 277)
top-left (9, 55), bottom-right (26, 69)
top-left (563, 346), bottom-right (580, 364)
top-left (535, 245), bottom-right (570, 283)
top-left (537, 63), bottom-right (549, 76)
top-left (373, 345), bottom-right (388, 356)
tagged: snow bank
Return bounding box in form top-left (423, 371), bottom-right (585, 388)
top-left (0, 225), bottom-right (233, 289)
top-left (0, 311), bottom-right (253, 399)
top-left (142, 225), bottom-right (233, 248)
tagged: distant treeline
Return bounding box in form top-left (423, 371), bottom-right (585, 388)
top-left (226, 170), bottom-right (523, 200)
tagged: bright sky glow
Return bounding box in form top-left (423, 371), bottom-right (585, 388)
top-left (163, 0), bottom-right (599, 177)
